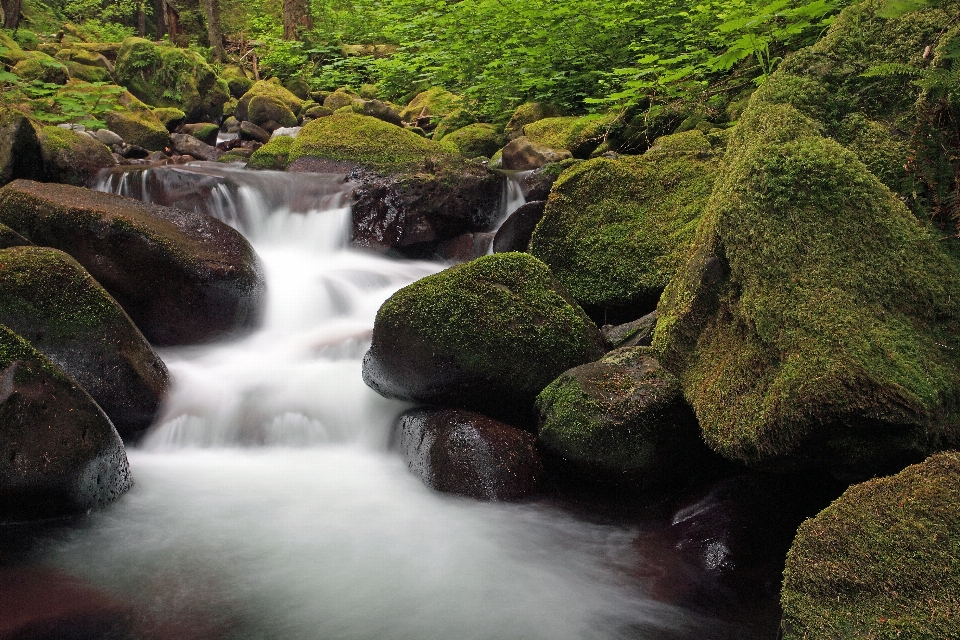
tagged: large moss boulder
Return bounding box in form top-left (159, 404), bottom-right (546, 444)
top-left (104, 105), bottom-right (170, 151)
top-left (38, 126), bottom-right (116, 187)
top-left (504, 102), bottom-right (561, 139)
top-left (221, 64), bottom-right (253, 99)
top-left (530, 130), bottom-right (721, 323)
top-left (440, 123), bottom-right (502, 158)
top-left (0, 223), bottom-right (29, 249)
top-left (0, 325), bottom-right (132, 521)
top-left (399, 87), bottom-right (462, 123)
top-left (363, 253), bottom-right (605, 425)
top-left (781, 451), bottom-right (960, 638)
top-left (0, 180), bottom-right (266, 346)
top-left (247, 135), bottom-right (293, 170)
top-left (0, 108), bottom-right (43, 186)
top-left (523, 114), bottom-right (616, 158)
top-left (536, 347), bottom-right (710, 486)
top-left (248, 93), bottom-right (298, 130)
top-left (653, 102), bottom-right (960, 474)
top-left (0, 247), bottom-right (169, 439)
top-left (114, 37), bottom-right (229, 121)
top-left (289, 112), bottom-right (504, 255)
top-left (12, 53), bottom-right (68, 85)
top-left (235, 79), bottom-right (303, 123)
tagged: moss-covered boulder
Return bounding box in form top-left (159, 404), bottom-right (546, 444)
top-left (0, 247), bottom-right (170, 438)
top-left (152, 107), bottom-right (186, 132)
top-left (504, 102), bottom-right (561, 139)
top-left (0, 180), bottom-right (266, 346)
top-left (440, 123), bottom-right (502, 158)
top-left (114, 37), bottom-right (229, 121)
top-left (653, 101), bottom-right (960, 474)
top-left (432, 109), bottom-right (477, 140)
top-left (248, 93), bottom-right (298, 130)
top-left (55, 48), bottom-right (114, 71)
top-left (0, 108), bottom-right (43, 186)
top-left (399, 87), bottom-right (462, 123)
top-left (289, 112), bottom-right (504, 254)
top-left (64, 61), bottom-right (112, 83)
top-left (530, 130), bottom-right (721, 323)
top-left (247, 135), bottom-right (293, 170)
top-left (235, 79), bottom-right (303, 124)
top-left (0, 223), bottom-right (29, 249)
top-left (221, 64), bottom-right (253, 99)
top-left (12, 53), bottom-right (68, 85)
top-left (781, 451), bottom-right (960, 638)
top-left (363, 252), bottom-right (605, 425)
top-left (523, 114), bottom-right (616, 159)
top-left (322, 90), bottom-right (356, 112)
top-left (104, 106), bottom-right (170, 151)
top-left (536, 347), bottom-right (710, 486)
top-left (0, 324), bottom-right (132, 521)
top-left (38, 126), bottom-right (116, 187)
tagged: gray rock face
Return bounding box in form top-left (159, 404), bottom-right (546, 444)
top-left (240, 121), bottom-right (271, 144)
top-left (493, 200), bottom-right (546, 253)
top-left (170, 133), bottom-right (221, 161)
top-left (95, 129), bottom-right (124, 146)
top-left (397, 408), bottom-right (543, 501)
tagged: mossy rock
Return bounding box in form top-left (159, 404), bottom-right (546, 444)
top-left (781, 451), bottom-right (960, 638)
top-left (523, 113), bottom-right (616, 159)
top-left (0, 180), bottom-right (266, 346)
top-left (221, 64), bottom-right (253, 99)
top-left (0, 107), bottom-right (43, 186)
top-left (530, 134), bottom-right (721, 323)
top-left (536, 346), bottom-right (708, 486)
top-left (64, 60), bottom-right (112, 83)
top-left (504, 102), bottom-right (560, 138)
top-left (38, 126), bottom-right (115, 187)
top-left (322, 90), bottom-right (356, 112)
top-left (440, 123), bottom-right (502, 158)
top-left (432, 109), bottom-right (477, 141)
top-left (151, 107), bottom-right (186, 132)
top-left (56, 48), bottom-right (113, 70)
top-left (104, 107), bottom-right (170, 151)
top-left (647, 129), bottom-right (714, 154)
top-left (235, 80), bottom-right (303, 123)
top-left (283, 76), bottom-right (311, 101)
top-left (0, 222), bottom-right (29, 248)
top-left (248, 93), bottom-right (298, 129)
top-left (12, 54), bottom-right (68, 85)
top-left (399, 87), bottom-right (462, 123)
top-left (0, 324), bottom-right (132, 521)
top-left (653, 102), bottom-right (960, 473)
top-left (362, 252), bottom-right (605, 425)
top-left (0, 246), bottom-right (169, 438)
top-left (114, 37), bottom-right (229, 121)
top-left (0, 31), bottom-right (29, 65)
top-left (247, 135), bottom-right (293, 171)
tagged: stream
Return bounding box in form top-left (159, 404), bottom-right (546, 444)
top-left (10, 162), bottom-right (796, 639)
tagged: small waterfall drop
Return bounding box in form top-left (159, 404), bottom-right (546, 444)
top-left (34, 162), bottom-right (702, 640)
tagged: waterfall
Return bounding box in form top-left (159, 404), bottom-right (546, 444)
top-left (34, 162), bottom-right (700, 640)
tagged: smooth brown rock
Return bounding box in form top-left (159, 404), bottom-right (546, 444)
top-left (501, 136), bottom-right (572, 170)
top-left (493, 200), bottom-right (546, 253)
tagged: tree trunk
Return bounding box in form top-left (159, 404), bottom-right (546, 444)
top-left (202, 0), bottom-right (223, 61)
top-left (1, 0), bottom-right (22, 29)
top-left (156, 0), bottom-right (166, 38)
top-left (282, 0), bottom-right (312, 40)
top-left (137, 0), bottom-right (146, 37)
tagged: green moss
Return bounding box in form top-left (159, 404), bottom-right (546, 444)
top-left (64, 61), bottom-right (112, 83)
top-left (504, 102), bottom-right (561, 138)
top-left (247, 136), bottom-right (293, 170)
top-left (653, 129), bottom-right (960, 468)
top-left (374, 252), bottom-right (604, 402)
top-left (114, 37), bottom-right (229, 120)
top-left (12, 54), bottom-right (68, 84)
top-left (221, 64), bottom-right (253, 99)
top-left (248, 93), bottom-right (298, 128)
top-left (323, 90), bottom-right (356, 111)
top-left (289, 111), bottom-right (460, 175)
top-left (152, 107), bottom-right (186, 132)
top-left (399, 87), bottom-right (462, 123)
top-left (38, 126), bottom-right (114, 186)
top-left (529, 148), bottom-right (720, 318)
top-left (432, 109), bottom-right (477, 141)
top-left (104, 107), bottom-right (170, 151)
top-left (217, 151), bottom-right (249, 163)
top-left (0, 324), bottom-right (65, 381)
top-left (648, 129), bottom-right (713, 154)
top-left (523, 113), bottom-right (617, 158)
top-left (782, 451), bottom-right (960, 638)
top-left (440, 123), bottom-right (502, 158)
top-left (536, 347), bottom-right (685, 473)
top-left (237, 80), bottom-right (304, 121)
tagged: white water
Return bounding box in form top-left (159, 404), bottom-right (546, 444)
top-left (41, 164), bottom-right (695, 639)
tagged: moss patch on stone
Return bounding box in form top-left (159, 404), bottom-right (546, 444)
top-left (441, 123), bottom-right (502, 158)
top-left (523, 113), bottom-right (616, 158)
top-left (504, 102), bottom-right (561, 138)
top-left (399, 87), bottom-right (462, 122)
top-left (151, 107), bottom-right (186, 132)
top-left (104, 107), bottom-right (170, 151)
top-left (236, 79), bottom-right (304, 123)
top-left (529, 142), bottom-right (720, 321)
top-left (781, 451), bottom-right (960, 638)
top-left (38, 125), bottom-right (115, 186)
top-left (247, 135), bottom-right (293, 170)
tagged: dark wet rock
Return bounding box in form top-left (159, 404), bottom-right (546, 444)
top-left (601, 311), bottom-right (657, 349)
top-left (536, 347), bottom-right (715, 487)
top-left (0, 223), bottom-right (29, 249)
top-left (0, 246), bottom-right (170, 439)
top-left (0, 325), bottom-right (132, 520)
top-left (117, 143), bottom-right (150, 160)
top-left (170, 133), bottom-right (221, 162)
top-left (437, 232), bottom-right (493, 263)
top-left (363, 253), bottom-right (604, 425)
top-left (179, 123), bottom-right (219, 146)
top-left (357, 99), bottom-right (403, 127)
top-left (500, 136), bottom-right (572, 170)
top-left (288, 112), bottom-right (504, 256)
top-left (493, 200), bottom-right (545, 253)
top-left (0, 567), bottom-right (136, 639)
top-left (397, 407), bottom-right (543, 501)
top-left (37, 125), bottom-right (116, 187)
top-left (0, 180), bottom-right (265, 346)
top-left (240, 121), bottom-right (271, 144)
top-left (517, 159), bottom-right (579, 201)
top-left (0, 108), bottom-right (43, 187)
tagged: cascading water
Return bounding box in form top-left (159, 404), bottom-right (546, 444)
top-left (35, 163), bottom-right (706, 639)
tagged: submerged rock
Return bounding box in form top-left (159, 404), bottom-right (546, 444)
top-left (397, 408), bottom-right (543, 501)
top-left (0, 180), bottom-right (265, 346)
top-left (0, 246), bottom-right (169, 439)
top-left (0, 325), bottom-right (132, 520)
top-left (363, 253), bottom-right (605, 425)
top-left (536, 347), bottom-right (712, 487)
top-left (781, 451), bottom-right (960, 638)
